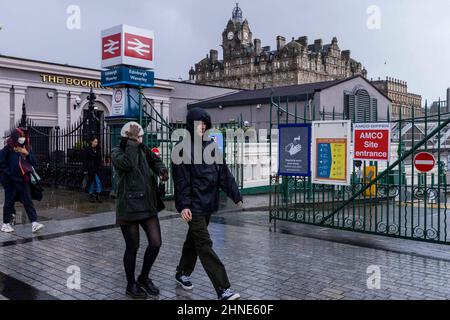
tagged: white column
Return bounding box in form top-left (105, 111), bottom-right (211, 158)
top-left (0, 84), bottom-right (11, 137)
top-left (56, 90), bottom-right (69, 129)
top-left (161, 100), bottom-right (170, 123)
top-left (13, 85), bottom-right (27, 126)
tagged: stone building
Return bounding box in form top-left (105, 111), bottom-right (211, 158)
top-left (189, 3), bottom-right (367, 90)
top-left (429, 88), bottom-right (450, 115)
top-left (0, 54), bottom-right (238, 136)
top-left (371, 77), bottom-right (422, 119)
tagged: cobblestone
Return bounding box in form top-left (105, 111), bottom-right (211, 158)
top-left (2, 210), bottom-right (450, 300)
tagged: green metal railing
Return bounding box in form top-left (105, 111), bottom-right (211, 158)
top-left (127, 89), bottom-right (244, 198)
top-left (269, 96), bottom-right (450, 244)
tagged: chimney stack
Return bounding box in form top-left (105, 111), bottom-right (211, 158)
top-left (297, 36), bottom-right (308, 47)
top-left (314, 39), bottom-right (323, 52)
top-left (276, 36), bottom-right (286, 51)
top-left (341, 50), bottom-right (351, 60)
top-left (210, 49), bottom-right (218, 63)
top-left (254, 38), bottom-right (262, 55)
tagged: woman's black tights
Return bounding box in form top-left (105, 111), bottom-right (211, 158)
top-left (119, 217), bottom-right (161, 285)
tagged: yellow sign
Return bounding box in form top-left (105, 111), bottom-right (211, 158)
top-left (40, 74), bottom-right (106, 89)
top-left (316, 138), bottom-right (348, 182)
top-left (329, 140), bottom-right (346, 180)
top-left (363, 166), bottom-right (377, 197)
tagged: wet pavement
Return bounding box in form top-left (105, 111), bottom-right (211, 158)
top-left (2, 188), bottom-right (268, 225)
top-left (2, 189), bottom-right (450, 300)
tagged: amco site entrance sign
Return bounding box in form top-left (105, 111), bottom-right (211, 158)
top-left (353, 123), bottom-right (391, 162)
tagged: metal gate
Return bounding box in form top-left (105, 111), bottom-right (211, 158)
top-left (7, 92), bottom-right (244, 198)
top-left (124, 89), bottom-right (244, 198)
top-left (7, 96), bottom-right (116, 192)
top-left (269, 96), bottom-right (450, 244)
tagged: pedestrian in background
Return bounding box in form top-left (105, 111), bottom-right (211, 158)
top-left (83, 137), bottom-right (103, 203)
top-left (0, 127), bottom-right (44, 233)
top-left (112, 122), bottom-right (169, 299)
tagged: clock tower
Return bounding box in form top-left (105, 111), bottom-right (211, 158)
top-left (222, 3), bottom-right (252, 60)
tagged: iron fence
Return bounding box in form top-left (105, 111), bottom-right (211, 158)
top-left (269, 96), bottom-right (450, 244)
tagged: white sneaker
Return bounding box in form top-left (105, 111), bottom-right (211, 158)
top-left (1, 223), bottom-right (14, 233)
top-left (31, 222), bottom-right (44, 233)
top-left (218, 288), bottom-right (241, 300)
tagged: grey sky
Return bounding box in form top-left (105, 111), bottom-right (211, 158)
top-left (0, 0), bottom-right (449, 103)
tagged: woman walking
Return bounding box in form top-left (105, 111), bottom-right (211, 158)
top-left (112, 122), bottom-right (168, 299)
top-left (0, 127), bottom-right (44, 233)
top-left (84, 137), bottom-right (103, 203)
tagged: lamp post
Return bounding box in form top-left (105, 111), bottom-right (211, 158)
top-left (19, 100), bottom-right (27, 129)
top-left (86, 88), bottom-right (97, 142)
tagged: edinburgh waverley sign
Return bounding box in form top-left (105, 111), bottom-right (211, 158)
top-left (101, 66), bottom-right (154, 88)
top-left (100, 24), bottom-right (155, 88)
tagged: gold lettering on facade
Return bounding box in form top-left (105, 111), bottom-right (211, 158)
top-left (40, 74), bottom-right (107, 89)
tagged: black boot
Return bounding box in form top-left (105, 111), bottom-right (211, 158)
top-left (89, 193), bottom-right (95, 203)
top-left (95, 193), bottom-right (102, 203)
top-left (137, 276), bottom-right (160, 295)
top-left (126, 283), bottom-right (148, 299)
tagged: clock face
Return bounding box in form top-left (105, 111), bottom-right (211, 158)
top-left (227, 31), bottom-right (234, 40)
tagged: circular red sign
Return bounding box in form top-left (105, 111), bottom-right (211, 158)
top-left (152, 147), bottom-right (160, 157)
top-left (414, 152), bottom-right (436, 173)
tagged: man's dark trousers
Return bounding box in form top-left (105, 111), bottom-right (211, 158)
top-left (177, 214), bottom-right (230, 294)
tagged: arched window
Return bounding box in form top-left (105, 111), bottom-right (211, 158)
top-left (356, 89), bottom-right (370, 122)
top-left (344, 89), bottom-right (377, 122)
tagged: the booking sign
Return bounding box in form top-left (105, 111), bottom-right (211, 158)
top-left (353, 123), bottom-right (391, 162)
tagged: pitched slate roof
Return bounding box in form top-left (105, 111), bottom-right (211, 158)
top-left (188, 75), bottom-right (391, 109)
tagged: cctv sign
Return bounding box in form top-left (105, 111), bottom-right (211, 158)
top-left (353, 123), bottom-right (391, 162)
top-left (101, 25), bottom-right (154, 69)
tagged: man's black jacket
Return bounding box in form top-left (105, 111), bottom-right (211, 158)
top-left (171, 108), bottom-right (242, 215)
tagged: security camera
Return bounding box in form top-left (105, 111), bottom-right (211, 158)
top-left (256, 104), bottom-right (262, 109)
top-left (75, 97), bottom-right (81, 105)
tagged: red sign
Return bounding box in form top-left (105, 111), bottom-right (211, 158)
top-left (101, 25), bottom-right (155, 69)
top-left (124, 33), bottom-right (153, 61)
top-left (102, 33), bottom-right (121, 60)
top-left (414, 152), bottom-right (435, 173)
top-left (152, 147), bottom-right (160, 157)
top-left (353, 123), bottom-right (391, 161)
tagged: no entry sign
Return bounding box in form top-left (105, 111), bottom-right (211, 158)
top-left (353, 123), bottom-right (391, 162)
top-left (414, 152), bottom-right (435, 173)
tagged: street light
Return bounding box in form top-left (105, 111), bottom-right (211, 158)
top-left (86, 88), bottom-right (97, 141)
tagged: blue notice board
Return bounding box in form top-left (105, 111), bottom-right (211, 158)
top-left (278, 124), bottom-right (311, 176)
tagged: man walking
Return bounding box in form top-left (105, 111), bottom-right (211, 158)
top-left (172, 108), bottom-right (243, 300)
